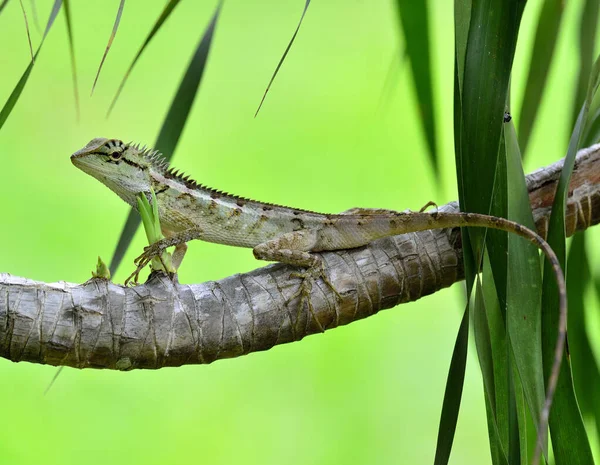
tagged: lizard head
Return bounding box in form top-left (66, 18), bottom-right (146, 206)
top-left (71, 138), bottom-right (164, 206)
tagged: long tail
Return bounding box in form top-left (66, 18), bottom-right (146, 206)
top-left (384, 210), bottom-right (564, 464)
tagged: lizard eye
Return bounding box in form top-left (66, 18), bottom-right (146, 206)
top-left (108, 150), bottom-right (123, 161)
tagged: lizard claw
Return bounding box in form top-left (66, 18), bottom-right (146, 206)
top-left (124, 243), bottom-right (169, 286)
top-left (288, 264), bottom-right (342, 332)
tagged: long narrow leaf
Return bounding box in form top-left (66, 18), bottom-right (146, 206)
top-left (571, 0), bottom-right (600, 131)
top-left (455, 1), bottom-right (526, 462)
top-left (63, 0), bottom-right (80, 120)
top-left (0, 0), bottom-right (62, 132)
top-left (109, 2), bottom-right (222, 275)
top-left (517, 0), bottom-right (564, 156)
top-left (433, 306), bottom-right (468, 465)
top-left (107, 0), bottom-right (181, 116)
top-left (504, 120), bottom-right (546, 443)
top-left (29, 0), bottom-right (40, 33)
top-left (18, 0), bottom-right (34, 62)
top-left (255, 0), bottom-right (310, 117)
top-left (91, 0), bottom-right (125, 95)
top-left (0, 0), bottom-right (10, 15)
top-left (474, 277), bottom-right (508, 464)
top-left (481, 257), bottom-right (512, 458)
top-left (567, 233), bottom-right (600, 439)
top-left (536, 55), bottom-right (600, 465)
top-left (395, 0), bottom-right (438, 175)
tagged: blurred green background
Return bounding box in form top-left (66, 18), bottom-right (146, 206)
top-left (0, 1), bottom-right (598, 464)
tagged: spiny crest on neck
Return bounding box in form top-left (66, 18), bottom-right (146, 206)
top-left (130, 141), bottom-right (322, 213)
top-left (131, 142), bottom-right (202, 190)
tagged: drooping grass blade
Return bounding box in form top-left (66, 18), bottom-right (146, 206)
top-left (0, 0), bottom-right (62, 132)
top-left (571, 0), bottom-right (600, 131)
top-left (535, 55), bottom-right (600, 465)
top-left (18, 0), bottom-right (34, 62)
top-left (63, 0), bottom-right (80, 120)
top-left (107, 0), bottom-right (182, 117)
top-left (517, 0), bottom-right (564, 156)
top-left (255, 0), bottom-right (310, 117)
top-left (91, 0), bottom-right (125, 95)
top-left (433, 305), bottom-right (468, 465)
top-left (567, 233), bottom-right (600, 441)
top-left (109, 2), bottom-right (222, 275)
top-left (0, 0), bottom-right (10, 15)
top-left (454, 0), bottom-right (529, 462)
top-left (395, 0), bottom-right (438, 176)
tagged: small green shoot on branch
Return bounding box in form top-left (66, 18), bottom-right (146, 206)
top-left (136, 188), bottom-right (174, 274)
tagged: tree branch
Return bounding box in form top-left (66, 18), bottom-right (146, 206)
top-left (2, 144), bottom-right (600, 370)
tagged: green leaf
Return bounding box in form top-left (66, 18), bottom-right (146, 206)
top-left (459, 0), bottom-right (524, 222)
top-left (255, 0), bottom-right (310, 117)
top-left (433, 306), bottom-right (468, 465)
top-left (109, 2), bottom-right (222, 275)
top-left (538, 55), bottom-right (600, 465)
top-left (481, 258), bottom-right (511, 460)
top-left (517, 0), bottom-right (564, 156)
top-left (92, 256), bottom-right (111, 280)
top-left (504, 119), bottom-right (546, 445)
top-left (18, 0), bottom-right (34, 62)
top-left (0, 0), bottom-right (62, 132)
top-left (91, 0), bottom-right (125, 95)
top-left (571, 0), bottom-right (600, 131)
top-left (107, 0), bottom-right (181, 116)
top-left (473, 277), bottom-right (508, 464)
top-left (63, 0), bottom-right (80, 120)
top-left (395, 0), bottom-right (438, 176)
top-left (454, 1), bottom-right (527, 462)
top-left (0, 0), bottom-right (10, 15)
top-left (136, 190), bottom-right (173, 274)
top-left (581, 104), bottom-right (600, 147)
top-left (567, 233), bottom-right (600, 439)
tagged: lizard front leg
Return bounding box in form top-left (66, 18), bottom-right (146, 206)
top-left (253, 229), bottom-right (340, 332)
top-left (125, 227), bottom-right (203, 285)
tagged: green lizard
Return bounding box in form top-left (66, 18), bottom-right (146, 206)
top-left (71, 138), bottom-right (565, 449)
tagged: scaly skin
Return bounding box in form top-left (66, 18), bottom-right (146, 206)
top-left (71, 138), bottom-right (565, 453)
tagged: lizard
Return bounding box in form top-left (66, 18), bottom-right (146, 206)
top-left (71, 138), bottom-right (566, 450)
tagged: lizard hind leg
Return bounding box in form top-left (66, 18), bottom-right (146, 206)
top-left (253, 230), bottom-right (341, 333)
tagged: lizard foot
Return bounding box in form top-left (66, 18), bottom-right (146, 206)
top-left (419, 200), bottom-right (439, 213)
top-left (288, 265), bottom-right (342, 333)
top-left (124, 242), bottom-right (171, 286)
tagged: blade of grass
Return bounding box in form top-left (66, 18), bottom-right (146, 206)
top-left (29, 0), bottom-right (40, 33)
top-left (107, 0), bottom-right (181, 116)
top-left (567, 233), bottom-right (600, 439)
top-left (0, 0), bottom-right (62, 132)
top-left (63, 0), bottom-right (79, 120)
top-left (91, 0), bottom-right (125, 95)
top-left (517, 0), bottom-right (564, 156)
top-left (109, 2), bottom-right (222, 275)
top-left (375, 46), bottom-right (406, 116)
top-left (535, 55), bottom-right (600, 465)
top-left (474, 277), bottom-right (508, 464)
top-left (455, 1), bottom-right (526, 462)
top-left (571, 0), bottom-right (600, 131)
top-left (18, 0), bottom-right (34, 62)
top-left (395, 0), bottom-right (438, 176)
top-left (0, 0), bottom-right (10, 15)
top-left (503, 119), bottom-right (546, 445)
top-left (481, 257), bottom-right (512, 459)
top-left (255, 0), bottom-right (310, 117)
top-left (582, 104), bottom-right (600, 146)
top-left (433, 305), bottom-right (469, 465)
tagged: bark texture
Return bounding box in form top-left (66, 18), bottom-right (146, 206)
top-left (2, 144), bottom-right (600, 370)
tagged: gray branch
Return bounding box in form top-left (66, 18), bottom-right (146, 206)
top-left (2, 144), bottom-right (600, 370)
